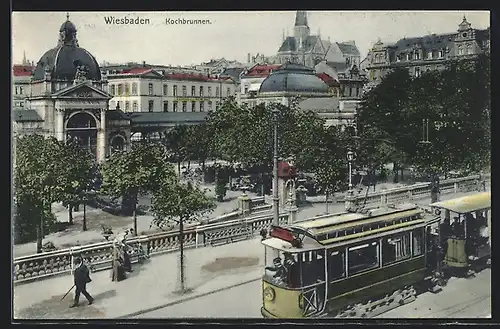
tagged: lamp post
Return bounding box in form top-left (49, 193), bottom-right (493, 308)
top-left (346, 149), bottom-right (355, 198)
top-left (272, 108), bottom-right (280, 226)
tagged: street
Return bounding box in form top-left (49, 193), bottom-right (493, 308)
top-left (134, 268), bottom-right (490, 319)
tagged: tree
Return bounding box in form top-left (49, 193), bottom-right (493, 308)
top-left (150, 179), bottom-right (215, 292)
top-left (100, 141), bottom-right (175, 235)
top-left (55, 138), bottom-right (95, 226)
top-left (164, 125), bottom-right (190, 174)
top-left (313, 125), bottom-right (348, 213)
top-left (14, 135), bottom-right (63, 251)
top-left (357, 68), bottom-right (413, 181)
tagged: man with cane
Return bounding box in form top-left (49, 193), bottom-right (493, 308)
top-left (68, 257), bottom-right (94, 308)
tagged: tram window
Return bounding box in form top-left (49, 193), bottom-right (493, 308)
top-left (382, 232), bottom-right (411, 266)
top-left (348, 241), bottom-right (380, 276)
top-left (264, 246), bottom-right (300, 288)
top-left (412, 228), bottom-right (424, 257)
top-left (300, 251), bottom-right (325, 287)
top-left (327, 249), bottom-right (346, 282)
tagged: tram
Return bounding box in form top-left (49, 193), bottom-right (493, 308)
top-left (260, 192), bottom-right (491, 318)
top-left (430, 192), bottom-right (491, 276)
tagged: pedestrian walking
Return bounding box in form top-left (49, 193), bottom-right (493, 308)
top-left (69, 257), bottom-right (94, 308)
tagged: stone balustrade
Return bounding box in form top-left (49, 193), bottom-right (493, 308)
top-left (13, 175), bottom-right (488, 284)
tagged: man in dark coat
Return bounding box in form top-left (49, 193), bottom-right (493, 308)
top-left (70, 257), bottom-right (94, 308)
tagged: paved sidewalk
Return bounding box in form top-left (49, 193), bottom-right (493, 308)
top-left (13, 237), bottom-right (265, 319)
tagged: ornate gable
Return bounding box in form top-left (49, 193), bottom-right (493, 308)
top-left (51, 82), bottom-right (113, 99)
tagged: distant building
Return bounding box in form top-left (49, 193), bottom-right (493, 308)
top-left (101, 62), bottom-right (200, 76)
top-left (276, 11), bottom-right (361, 68)
top-left (364, 16), bottom-right (490, 82)
top-left (192, 58), bottom-right (247, 76)
top-left (106, 68), bottom-right (236, 113)
top-left (239, 64), bottom-right (281, 101)
top-left (12, 64), bottom-right (34, 110)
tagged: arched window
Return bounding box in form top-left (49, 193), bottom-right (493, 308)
top-left (466, 43), bottom-right (473, 54)
top-left (458, 45), bottom-right (464, 55)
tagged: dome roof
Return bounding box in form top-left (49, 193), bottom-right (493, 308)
top-left (259, 63), bottom-right (329, 94)
top-left (32, 17), bottom-right (101, 81)
top-left (33, 46), bottom-right (102, 81)
top-left (60, 20), bottom-right (77, 33)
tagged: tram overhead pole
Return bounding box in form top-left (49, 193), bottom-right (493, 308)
top-left (272, 108), bottom-right (280, 226)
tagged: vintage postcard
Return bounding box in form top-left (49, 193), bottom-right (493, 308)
top-left (12, 10), bottom-right (491, 320)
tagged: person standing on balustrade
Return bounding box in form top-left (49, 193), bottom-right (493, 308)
top-left (70, 257), bottom-right (94, 308)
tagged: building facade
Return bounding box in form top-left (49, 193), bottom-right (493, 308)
top-left (107, 69), bottom-right (236, 113)
top-left (192, 58), bottom-right (247, 76)
top-left (276, 11), bottom-right (361, 68)
top-left (12, 16), bottom-right (210, 165)
top-left (365, 16), bottom-right (490, 82)
top-left (13, 64), bottom-right (34, 110)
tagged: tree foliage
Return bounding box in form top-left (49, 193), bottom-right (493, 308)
top-left (100, 140), bottom-right (176, 234)
top-left (356, 55), bottom-right (490, 177)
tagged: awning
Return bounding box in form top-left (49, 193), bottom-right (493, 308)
top-left (430, 192), bottom-right (491, 214)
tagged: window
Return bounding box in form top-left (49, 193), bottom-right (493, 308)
top-left (191, 86), bottom-right (196, 96)
top-left (14, 86), bottom-right (19, 95)
top-left (118, 101), bottom-right (123, 110)
top-left (466, 43), bottom-right (473, 54)
top-left (200, 101), bottom-right (204, 112)
top-left (208, 101), bottom-right (212, 111)
top-left (163, 84), bottom-right (168, 96)
top-left (191, 101), bottom-right (196, 112)
top-left (328, 249), bottom-right (346, 282)
top-left (200, 86), bottom-right (204, 97)
top-left (412, 228), bottom-right (424, 257)
top-left (382, 232), bottom-right (411, 266)
top-left (132, 83), bottom-right (138, 95)
top-left (227, 87), bottom-right (231, 96)
top-left (182, 101), bottom-right (187, 112)
top-left (349, 87), bottom-right (352, 97)
top-left (173, 85), bottom-right (178, 97)
top-left (110, 85), bottom-right (116, 95)
top-left (19, 87), bottom-right (24, 94)
top-left (182, 85), bottom-right (187, 96)
top-left (110, 101), bottom-right (116, 109)
top-left (356, 87), bottom-right (360, 97)
top-left (348, 241), bottom-right (379, 275)
top-left (438, 50), bottom-right (443, 58)
top-left (215, 86), bottom-right (220, 97)
top-left (207, 86), bottom-right (212, 96)
top-left (148, 83), bottom-right (153, 95)
top-left (415, 51), bottom-right (420, 60)
top-left (458, 45), bottom-right (464, 56)
top-left (427, 51), bottom-right (433, 59)
top-left (300, 251), bottom-right (325, 286)
top-left (244, 86), bottom-right (249, 94)
top-left (173, 101), bottom-right (178, 112)
top-left (132, 101), bottom-right (138, 112)
top-left (415, 67), bottom-right (421, 78)
top-left (125, 83), bottom-right (130, 95)
top-left (117, 84), bottom-right (123, 95)
top-left (125, 101), bottom-right (130, 111)
top-left (163, 101), bottom-right (168, 112)
top-left (148, 100), bottom-right (154, 112)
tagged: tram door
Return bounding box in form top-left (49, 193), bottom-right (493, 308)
top-left (299, 250), bottom-right (327, 316)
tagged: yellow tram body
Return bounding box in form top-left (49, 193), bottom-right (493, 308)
top-left (261, 204), bottom-right (437, 318)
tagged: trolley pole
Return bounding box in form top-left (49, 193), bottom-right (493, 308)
top-left (272, 108), bottom-right (280, 226)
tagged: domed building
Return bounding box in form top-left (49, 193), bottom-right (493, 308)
top-left (13, 15), bottom-right (132, 163)
top-left (241, 62), bottom-right (352, 127)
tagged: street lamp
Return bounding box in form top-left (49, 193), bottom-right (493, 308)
top-left (346, 149), bottom-right (355, 198)
top-left (272, 108), bottom-right (280, 226)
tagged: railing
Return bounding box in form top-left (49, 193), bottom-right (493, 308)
top-left (346, 175), bottom-right (487, 209)
top-left (13, 175), bottom-right (488, 284)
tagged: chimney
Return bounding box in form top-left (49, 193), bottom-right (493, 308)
top-left (142, 61), bottom-right (146, 67)
top-left (247, 53), bottom-right (251, 63)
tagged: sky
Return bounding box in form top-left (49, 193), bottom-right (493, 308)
top-left (12, 11), bottom-right (490, 67)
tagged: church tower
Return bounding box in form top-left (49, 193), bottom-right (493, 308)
top-left (294, 11), bottom-right (310, 49)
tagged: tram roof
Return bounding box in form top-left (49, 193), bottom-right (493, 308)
top-left (430, 192), bottom-right (491, 214)
top-left (292, 212), bottom-right (367, 230)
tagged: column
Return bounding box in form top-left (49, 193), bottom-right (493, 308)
top-left (98, 109), bottom-right (106, 162)
top-left (55, 108), bottom-right (65, 141)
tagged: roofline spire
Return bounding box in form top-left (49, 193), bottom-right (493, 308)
top-left (66, 12), bottom-right (70, 21)
top-left (294, 11), bottom-right (308, 27)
